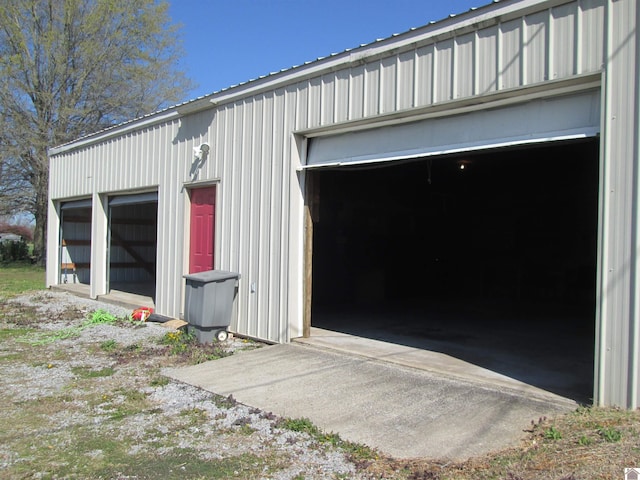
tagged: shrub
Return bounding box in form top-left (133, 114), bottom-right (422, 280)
top-left (0, 239), bottom-right (30, 263)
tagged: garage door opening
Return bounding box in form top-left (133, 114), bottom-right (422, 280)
top-left (108, 193), bottom-right (158, 301)
top-left (310, 139), bottom-right (599, 403)
top-left (60, 200), bottom-right (92, 286)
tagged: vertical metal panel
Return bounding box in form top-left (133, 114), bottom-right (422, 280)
top-left (415, 44), bottom-right (434, 106)
top-left (256, 93), bottom-right (274, 340)
top-left (349, 64), bottom-right (365, 120)
top-left (477, 26), bottom-right (499, 94)
top-left (321, 73), bottom-right (336, 124)
top-left (268, 89), bottom-right (286, 341)
top-left (500, 18), bottom-right (523, 89)
top-left (295, 81), bottom-right (309, 130)
top-left (233, 98), bottom-right (253, 337)
top-left (335, 69), bottom-right (350, 122)
top-left (155, 119), bottom-right (183, 317)
top-left (579, 0), bottom-right (606, 73)
top-left (551, 2), bottom-right (577, 79)
top-left (524, 10), bottom-right (549, 84)
top-left (454, 33), bottom-right (475, 98)
top-left (308, 77), bottom-right (322, 128)
top-left (247, 96), bottom-right (264, 335)
top-left (218, 104), bottom-right (234, 266)
top-left (435, 38), bottom-right (454, 102)
top-left (364, 61), bottom-right (380, 116)
top-left (229, 100), bottom-right (245, 277)
top-left (597, 0), bottom-right (638, 408)
top-left (380, 55), bottom-right (397, 113)
top-left (397, 50), bottom-right (415, 110)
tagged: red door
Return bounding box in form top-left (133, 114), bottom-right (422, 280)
top-left (189, 186), bottom-right (216, 273)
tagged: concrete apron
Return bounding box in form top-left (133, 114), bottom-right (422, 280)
top-left (163, 337), bottom-right (576, 460)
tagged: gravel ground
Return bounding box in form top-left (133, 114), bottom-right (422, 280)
top-left (0, 291), bottom-right (377, 479)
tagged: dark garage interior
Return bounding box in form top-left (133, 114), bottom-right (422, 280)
top-left (311, 139), bottom-right (599, 403)
top-left (108, 201), bottom-right (158, 300)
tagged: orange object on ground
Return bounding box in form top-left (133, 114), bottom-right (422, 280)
top-left (131, 307), bottom-right (154, 321)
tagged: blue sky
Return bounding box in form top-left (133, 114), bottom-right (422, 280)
top-left (168, 0), bottom-right (485, 100)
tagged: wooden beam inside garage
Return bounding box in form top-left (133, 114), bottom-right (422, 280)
top-left (303, 172), bottom-right (319, 338)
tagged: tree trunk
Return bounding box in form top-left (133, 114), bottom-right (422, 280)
top-left (32, 167), bottom-right (48, 266)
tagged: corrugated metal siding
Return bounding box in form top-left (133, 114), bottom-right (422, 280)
top-left (524, 11), bottom-right (548, 84)
top-left (278, 0), bottom-right (604, 123)
top-left (49, 0), bottom-right (608, 340)
top-left (597, 0), bottom-right (638, 408)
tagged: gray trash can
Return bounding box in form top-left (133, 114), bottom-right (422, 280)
top-left (183, 270), bottom-right (240, 343)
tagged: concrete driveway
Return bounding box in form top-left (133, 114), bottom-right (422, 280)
top-left (164, 336), bottom-right (576, 460)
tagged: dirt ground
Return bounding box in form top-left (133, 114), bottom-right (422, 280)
top-left (1, 290), bottom-right (639, 480)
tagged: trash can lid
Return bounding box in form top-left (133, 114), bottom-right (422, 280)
top-left (183, 270), bottom-right (241, 283)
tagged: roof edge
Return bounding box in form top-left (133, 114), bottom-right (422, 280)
top-left (50, 0), bottom-right (574, 156)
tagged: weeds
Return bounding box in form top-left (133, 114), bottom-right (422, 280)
top-left (150, 376), bottom-right (169, 387)
top-left (578, 435), bottom-right (593, 446)
top-left (544, 426), bottom-right (562, 440)
top-left (100, 339), bottom-right (118, 352)
top-left (23, 308), bottom-right (123, 345)
top-left (160, 329), bottom-right (231, 364)
top-left (278, 417), bottom-right (379, 465)
top-left (161, 330), bottom-right (194, 355)
top-left (214, 394), bottom-right (238, 409)
top-left (87, 309), bottom-right (117, 325)
top-left (598, 426), bottom-right (622, 442)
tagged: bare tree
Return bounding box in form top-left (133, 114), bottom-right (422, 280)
top-left (0, 0), bottom-right (193, 264)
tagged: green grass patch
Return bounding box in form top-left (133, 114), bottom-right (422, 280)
top-left (100, 339), bottom-right (118, 352)
top-left (3, 419), bottom-right (273, 480)
top-left (0, 264), bottom-right (45, 299)
top-left (106, 388), bottom-right (150, 420)
top-left (150, 376), bottom-right (170, 387)
top-left (71, 366), bottom-right (115, 379)
top-left (543, 425), bottom-right (562, 440)
top-left (22, 308), bottom-right (120, 345)
top-left (0, 326), bottom-right (34, 340)
top-left (278, 417), bottom-right (379, 463)
top-left (598, 426), bottom-right (622, 442)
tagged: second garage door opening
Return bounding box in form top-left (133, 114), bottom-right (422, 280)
top-left (310, 139), bottom-right (599, 403)
top-left (108, 193), bottom-right (158, 301)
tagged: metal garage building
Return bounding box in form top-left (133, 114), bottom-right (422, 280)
top-left (47, 0), bottom-right (639, 408)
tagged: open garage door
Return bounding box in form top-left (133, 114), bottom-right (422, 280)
top-left (309, 139), bottom-right (599, 404)
top-left (107, 192), bottom-right (158, 300)
top-left (59, 199), bottom-right (92, 285)
top-left (304, 90), bottom-right (600, 170)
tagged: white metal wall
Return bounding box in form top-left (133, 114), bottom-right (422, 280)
top-left (48, 0), bottom-right (608, 342)
top-left (47, 0), bottom-right (640, 407)
top-left (596, 0), bottom-right (639, 408)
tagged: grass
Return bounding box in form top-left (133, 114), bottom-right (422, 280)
top-left (0, 263), bottom-right (44, 299)
top-left (1, 263), bottom-right (640, 479)
top-left (379, 406), bottom-right (640, 479)
top-left (22, 308), bottom-right (122, 345)
top-left (278, 417), bottom-right (380, 466)
top-left (71, 366), bottom-right (116, 379)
